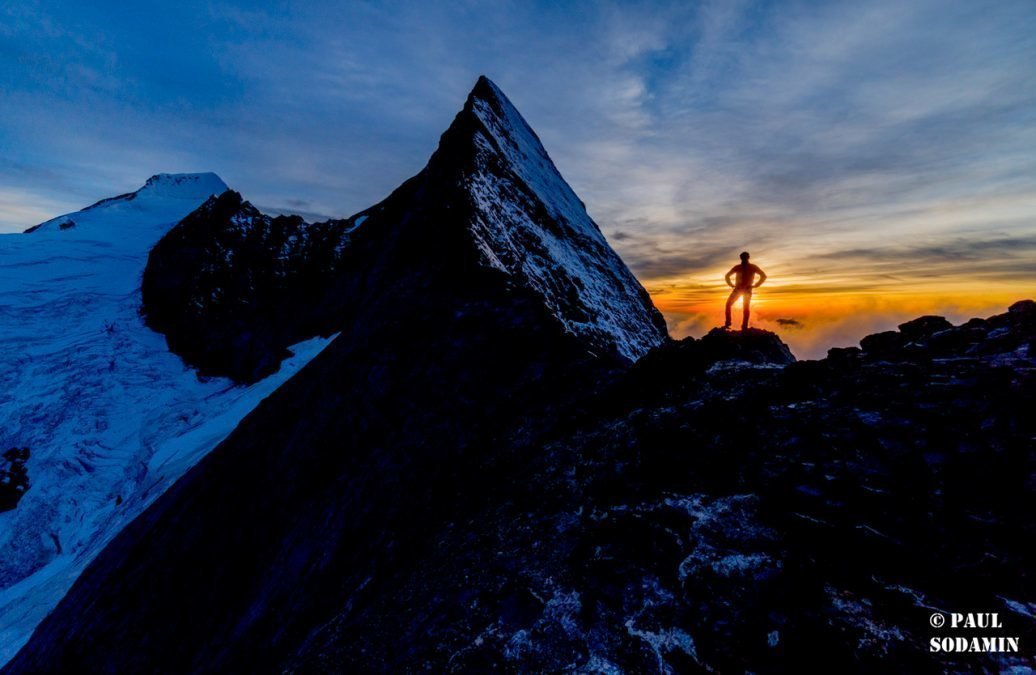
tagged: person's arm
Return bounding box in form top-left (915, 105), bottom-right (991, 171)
top-left (753, 266), bottom-right (767, 288)
top-left (725, 267), bottom-right (736, 288)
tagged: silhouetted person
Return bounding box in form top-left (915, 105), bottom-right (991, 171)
top-left (725, 251), bottom-right (767, 330)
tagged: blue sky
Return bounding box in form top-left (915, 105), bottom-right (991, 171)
top-left (2, 0), bottom-right (1035, 352)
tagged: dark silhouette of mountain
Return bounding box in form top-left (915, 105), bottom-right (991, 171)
top-left (141, 191), bottom-right (362, 382)
top-left (140, 77), bottom-right (666, 383)
top-left (6, 77), bottom-right (1034, 673)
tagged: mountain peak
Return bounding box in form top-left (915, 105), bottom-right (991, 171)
top-left (461, 76), bottom-right (585, 221)
top-left (442, 77), bottom-right (668, 360)
top-left (470, 74), bottom-right (500, 98)
top-left (134, 80), bottom-right (666, 386)
top-left (25, 173), bottom-right (229, 234)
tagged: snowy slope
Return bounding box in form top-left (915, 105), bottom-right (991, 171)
top-left (0, 174), bottom-right (335, 664)
top-left (461, 77), bottom-right (667, 361)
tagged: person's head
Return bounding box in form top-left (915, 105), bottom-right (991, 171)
top-left (740, 251), bottom-right (750, 262)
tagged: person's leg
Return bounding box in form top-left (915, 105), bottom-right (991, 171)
top-left (725, 289), bottom-right (738, 327)
top-left (741, 290), bottom-right (752, 330)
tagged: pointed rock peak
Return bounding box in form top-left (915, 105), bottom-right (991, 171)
top-left (466, 76), bottom-right (529, 134)
top-left (471, 74), bottom-right (500, 97)
top-left (462, 76), bottom-right (586, 224)
top-left (445, 77), bottom-right (668, 361)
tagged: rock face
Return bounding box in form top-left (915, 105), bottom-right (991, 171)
top-left (461, 77), bottom-right (667, 361)
top-left (0, 449), bottom-right (29, 513)
top-left (142, 191), bottom-right (362, 382)
top-left (7, 79), bottom-right (1034, 674)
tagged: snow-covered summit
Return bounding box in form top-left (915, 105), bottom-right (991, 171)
top-left (0, 175), bottom-right (333, 665)
top-left (26, 173), bottom-right (228, 234)
top-left (452, 76), bottom-right (668, 361)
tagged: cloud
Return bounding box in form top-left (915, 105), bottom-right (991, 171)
top-left (821, 235), bottom-right (1036, 263)
top-left (775, 318), bottom-right (804, 328)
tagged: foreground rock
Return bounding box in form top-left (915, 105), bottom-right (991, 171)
top-left (287, 305), bottom-right (1034, 673)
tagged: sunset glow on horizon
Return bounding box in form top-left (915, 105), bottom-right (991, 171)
top-left (653, 284), bottom-right (1029, 360)
top-left (646, 254), bottom-right (1033, 359)
top-left (631, 190), bottom-right (1036, 357)
top-left (611, 186), bottom-right (1036, 358)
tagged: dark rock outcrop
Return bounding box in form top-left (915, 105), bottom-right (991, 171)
top-left (0, 448), bottom-right (29, 513)
top-left (861, 303), bottom-right (1035, 362)
top-left (698, 326), bottom-right (796, 364)
top-left (898, 314), bottom-right (953, 340)
top-left (622, 327), bottom-right (795, 404)
top-left (860, 329), bottom-right (905, 357)
top-left (141, 191), bottom-right (363, 382)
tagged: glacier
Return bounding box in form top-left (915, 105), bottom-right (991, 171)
top-left (0, 174), bottom-right (335, 664)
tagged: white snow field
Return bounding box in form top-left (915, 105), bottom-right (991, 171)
top-left (0, 174), bottom-right (335, 664)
